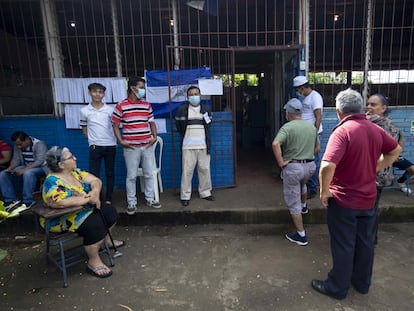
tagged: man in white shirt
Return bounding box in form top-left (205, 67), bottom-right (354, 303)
top-left (293, 76), bottom-right (324, 204)
top-left (80, 83), bottom-right (117, 204)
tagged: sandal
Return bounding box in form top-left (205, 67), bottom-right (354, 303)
top-left (86, 264), bottom-right (112, 278)
top-left (110, 239), bottom-right (126, 250)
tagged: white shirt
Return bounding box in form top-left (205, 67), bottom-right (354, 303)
top-left (79, 103), bottom-right (117, 146)
top-left (302, 90), bottom-right (324, 134)
top-left (183, 105), bottom-right (206, 150)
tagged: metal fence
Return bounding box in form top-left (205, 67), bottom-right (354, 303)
top-left (0, 0), bottom-right (413, 115)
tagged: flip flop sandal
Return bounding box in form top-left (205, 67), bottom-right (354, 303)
top-left (110, 240), bottom-right (126, 250)
top-left (86, 265), bottom-right (112, 278)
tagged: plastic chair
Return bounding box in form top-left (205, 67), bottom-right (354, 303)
top-left (137, 136), bottom-right (163, 202)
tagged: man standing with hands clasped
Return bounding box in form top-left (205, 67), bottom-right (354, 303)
top-left (312, 89), bottom-right (401, 300)
top-left (272, 98), bottom-right (320, 246)
top-left (175, 86), bottom-right (214, 207)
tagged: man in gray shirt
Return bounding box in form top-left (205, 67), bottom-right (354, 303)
top-left (0, 131), bottom-right (47, 207)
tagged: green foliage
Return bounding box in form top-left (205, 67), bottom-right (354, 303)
top-left (214, 73), bottom-right (259, 87)
top-left (308, 71), bottom-right (365, 84)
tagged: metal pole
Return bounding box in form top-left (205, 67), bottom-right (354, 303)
top-left (40, 0), bottom-right (64, 117)
top-left (172, 0), bottom-right (180, 70)
top-left (298, 0), bottom-right (309, 74)
top-left (363, 0), bottom-right (373, 104)
top-left (110, 0), bottom-right (122, 77)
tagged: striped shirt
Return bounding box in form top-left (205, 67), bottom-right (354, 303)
top-left (22, 138), bottom-right (35, 165)
top-left (183, 105), bottom-right (206, 150)
top-left (112, 98), bottom-right (154, 145)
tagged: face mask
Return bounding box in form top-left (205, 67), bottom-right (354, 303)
top-left (296, 92), bottom-right (304, 102)
top-left (188, 95), bottom-right (201, 106)
top-left (136, 88), bottom-right (146, 99)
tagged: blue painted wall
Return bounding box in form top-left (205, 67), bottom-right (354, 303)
top-left (2, 107), bottom-right (413, 190)
top-left (321, 107), bottom-right (414, 168)
top-left (0, 112), bottom-right (235, 190)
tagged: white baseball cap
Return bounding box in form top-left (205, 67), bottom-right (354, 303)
top-left (293, 76), bottom-right (308, 87)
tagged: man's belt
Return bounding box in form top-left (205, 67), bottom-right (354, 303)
top-left (290, 159), bottom-right (314, 163)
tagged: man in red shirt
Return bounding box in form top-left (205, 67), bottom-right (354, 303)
top-left (312, 89), bottom-right (401, 300)
top-left (112, 77), bottom-right (161, 215)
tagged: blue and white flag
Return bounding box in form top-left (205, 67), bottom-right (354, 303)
top-left (145, 67), bottom-right (211, 117)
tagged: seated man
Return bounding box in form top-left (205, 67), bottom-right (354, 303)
top-left (0, 131), bottom-right (47, 207)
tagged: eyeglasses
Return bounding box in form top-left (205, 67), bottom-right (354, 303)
top-left (61, 155), bottom-right (76, 162)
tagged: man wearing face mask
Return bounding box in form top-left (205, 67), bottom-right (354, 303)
top-left (112, 76), bottom-right (161, 215)
top-left (293, 75), bottom-right (324, 206)
top-left (175, 86), bottom-right (214, 206)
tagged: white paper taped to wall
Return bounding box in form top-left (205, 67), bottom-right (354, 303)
top-left (198, 78), bottom-right (223, 95)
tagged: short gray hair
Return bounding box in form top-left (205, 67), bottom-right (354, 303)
top-left (46, 146), bottom-right (70, 173)
top-left (335, 88), bottom-right (363, 114)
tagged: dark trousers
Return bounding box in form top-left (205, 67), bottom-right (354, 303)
top-left (89, 145), bottom-right (116, 202)
top-left (306, 150), bottom-right (320, 194)
top-left (324, 197), bottom-right (376, 299)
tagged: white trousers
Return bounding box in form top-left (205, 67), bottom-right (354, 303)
top-left (180, 149), bottom-right (212, 200)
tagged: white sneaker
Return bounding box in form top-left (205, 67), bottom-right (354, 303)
top-left (146, 201), bottom-right (162, 209)
top-left (397, 182), bottom-right (412, 194)
top-left (126, 204), bottom-right (137, 215)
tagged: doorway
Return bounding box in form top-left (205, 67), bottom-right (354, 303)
top-left (233, 48), bottom-right (300, 185)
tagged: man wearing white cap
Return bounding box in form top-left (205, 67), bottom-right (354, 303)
top-left (293, 75), bottom-right (324, 205)
top-left (272, 98), bottom-right (320, 245)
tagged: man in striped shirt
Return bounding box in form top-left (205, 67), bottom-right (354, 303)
top-left (112, 77), bottom-right (161, 215)
top-left (0, 131), bottom-right (47, 207)
top-left (175, 86), bottom-right (214, 207)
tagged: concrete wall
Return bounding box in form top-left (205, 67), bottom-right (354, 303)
top-left (0, 112), bottom-right (235, 190)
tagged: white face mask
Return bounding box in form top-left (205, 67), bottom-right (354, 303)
top-left (188, 95), bottom-right (201, 106)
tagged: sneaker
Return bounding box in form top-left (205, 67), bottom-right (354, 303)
top-left (146, 201), bottom-right (162, 209)
top-left (23, 202), bottom-right (36, 209)
top-left (5, 201), bottom-right (21, 212)
top-left (301, 203), bottom-right (309, 214)
top-left (285, 232), bottom-right (308, 246)
top-left (397, 182), bottom-right (412, 194)
top-left (126, 204), bottom-right (137, 215)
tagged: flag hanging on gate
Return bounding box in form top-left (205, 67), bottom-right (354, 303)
top-left (145, 67), bottom-right (211, 117)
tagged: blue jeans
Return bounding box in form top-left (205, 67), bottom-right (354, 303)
top-left (0, 166), bottom-right (45, 204)
top-left (123, 145), bottom-right (156, 206)
top-left (306, 150), bottom-right (320, 194)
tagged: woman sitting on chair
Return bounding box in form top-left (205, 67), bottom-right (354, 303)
top-left (42, 146), bottom-right (124, 278)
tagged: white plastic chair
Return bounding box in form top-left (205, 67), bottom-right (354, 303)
top-left (137, 136), bottom-right (163, 202)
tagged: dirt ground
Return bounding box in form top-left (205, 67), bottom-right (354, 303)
top-left (1, 223), bottom-right (413, 311)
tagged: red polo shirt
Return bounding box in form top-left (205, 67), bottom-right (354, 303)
top-left (323, 114), bottom-right (398, 209)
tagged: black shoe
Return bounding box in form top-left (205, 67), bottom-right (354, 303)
top-left (203, 195), bottom-right (215, 201)
top-left (301, 203), bottom-right (309, 214)
top-left (181, 200), bottom-right (189, 206)
top-left (351, 282), bottom-right (369, 294)
top-left (311, 279), bottom-right (345, 300)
